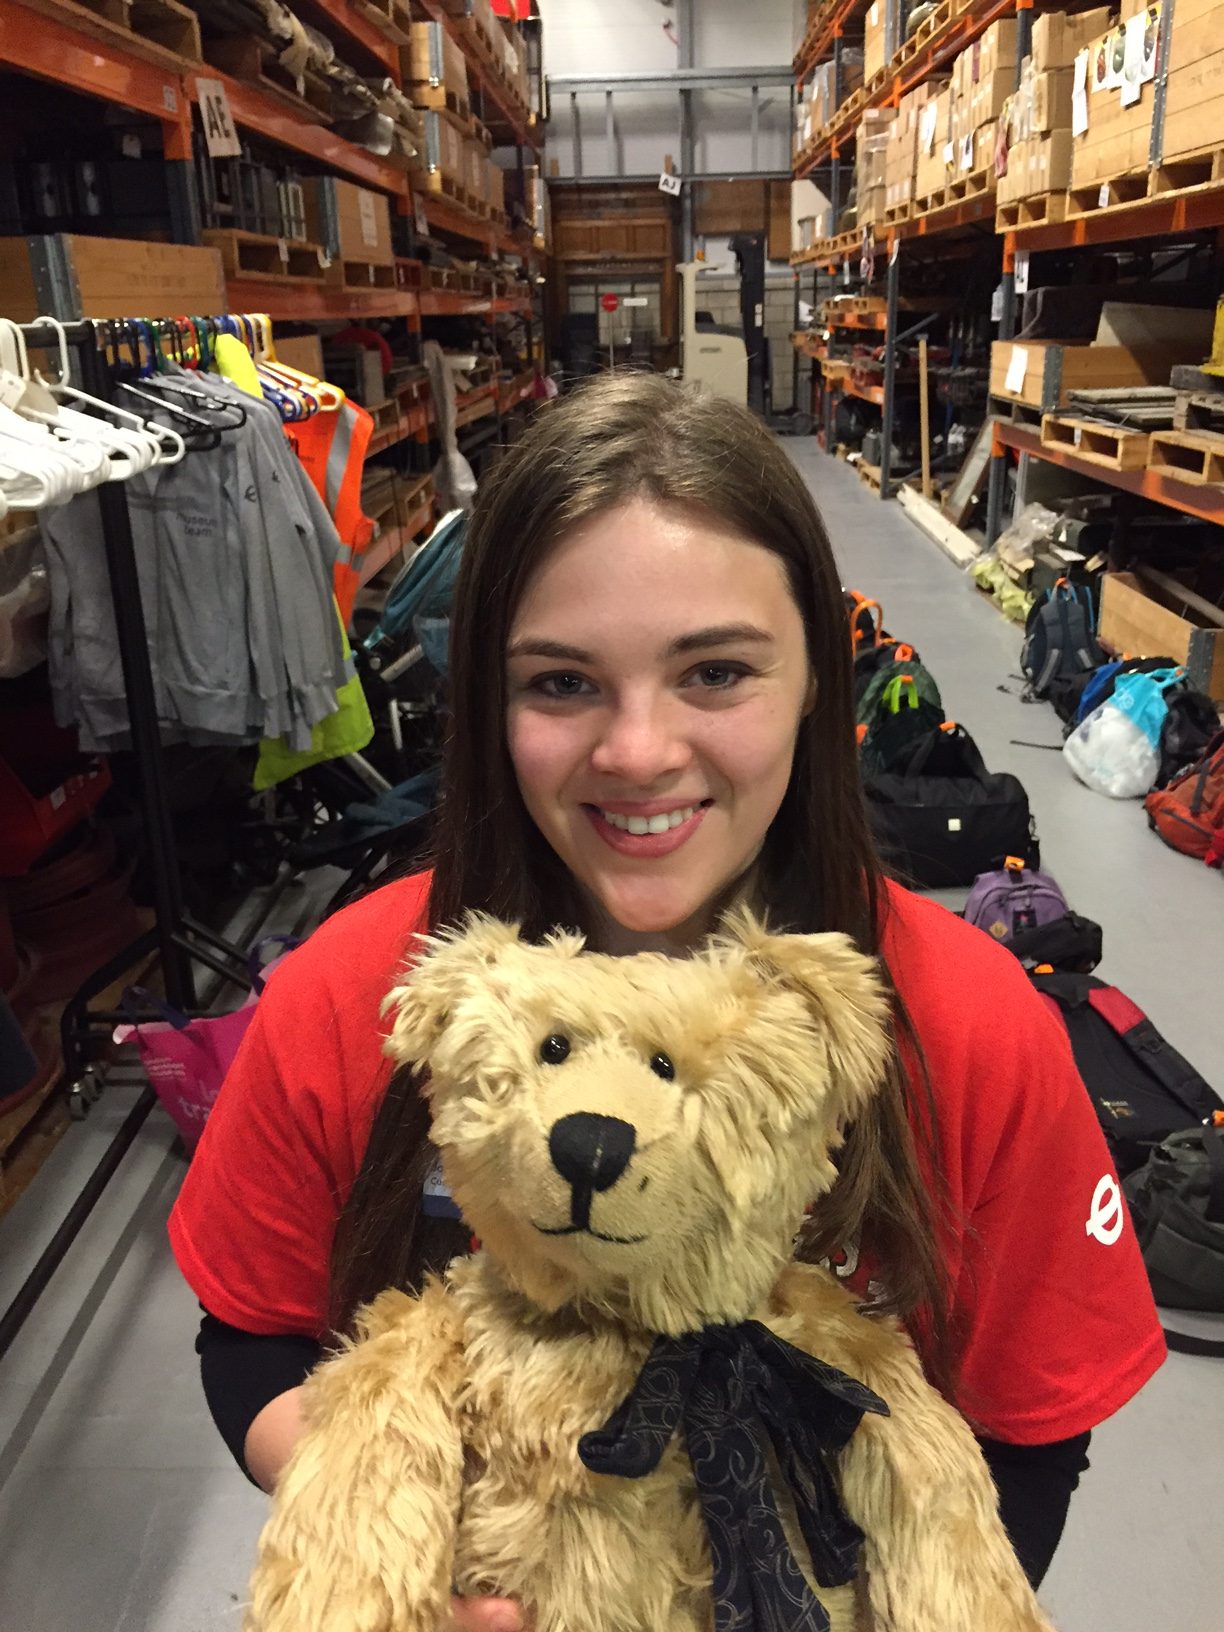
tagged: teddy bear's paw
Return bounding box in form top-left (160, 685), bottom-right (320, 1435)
top-left (243, 1563), bottom-right (426, 1632)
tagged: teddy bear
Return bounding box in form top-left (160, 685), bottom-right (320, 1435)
top-left (244, 910), bottom-right (1056, 1632)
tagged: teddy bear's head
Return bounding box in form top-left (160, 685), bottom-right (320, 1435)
top-left (384, 910), bottom-right (891, 1335)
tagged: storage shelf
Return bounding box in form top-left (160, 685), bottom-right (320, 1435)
top-left (419, 190), bottom-right (531, 257)
top-left (0, 0), bottom-right (191, 130)
top-left (995, 421), bottom-right (1224, 528)
top-left (224, 276), bottom-right (418, 320)
top-left (417, 287), bottom-right (532, 317)
top-left (794, 0), bottom-right (866, 83)
top-left (831, 376), bottom-right (886, 407)
top-left (360, 501), bottom-right (436, 585)
top-left (193, 71), bottom-right (407, 195)
top-left (297, 0), bottom-right (399, 78)
top-left (412, 0), bottom-right (540, 151)
top-left (794, 0), bottom-right (1014, 177)
top-left (1002, 173), bottom-right (1224, 254)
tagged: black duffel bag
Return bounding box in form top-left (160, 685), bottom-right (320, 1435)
top-left (864, 723), bottom-right (1037, 888)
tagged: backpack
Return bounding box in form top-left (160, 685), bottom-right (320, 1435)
top-left (858, 661), bottom-right (944, 776)
top-left (853, 639), bottom-right (917, 710)
top-left (1155, 686), bottom-right (1221, 789)
top-left (865, 722), bottom-right (1039, 887)
top-left (963, 857), bottom-right (1069, 944)
top-left (845, 589), bottom-right (886, 653)
top-left (1124, 1122), bottom-right (1224, 1346)
top-left (1020, 581), bottom-right (1103, 698)
top-left (1144, 728), bottom-right (1224, 859)
top-left (1029, 970), bottom-right (1224, 1179)
top-left (1046, 663), bottom-right (1115, 729)
top-left (1006, 911), bottom-right (1103, 974)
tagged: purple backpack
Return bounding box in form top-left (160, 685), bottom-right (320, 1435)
top-left (963, 859), bottom-right (1069, 945)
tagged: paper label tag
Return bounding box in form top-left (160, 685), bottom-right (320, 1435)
top-left (316, 246), bottom-right (331, 269)
top-left (889, 236), bottom-right (899, 265)
top-left (991, 284), bottom-right (1004, 322)
top-left (1014, 249), bottom-right (1030, 294)
top-left (414, 194), bottom-right (430, 237)
top-left (121, 133), bottom-right (142, 159)
top-left (658, 170), bottom-right (682, 196)
top-left (1004, 344), bottom-right (1028, 394)
top-left (422, 1155), bottom-right (462, 1220)
top-left (358, 189), bottom-right (379, 248)
top-left (194, 77), bottom-right (241, 159)
top-left (162, 84), bottom-right (179, 114)
top-left (277, 238), bottom-right (289, 264)
top-left (960, 132), bottom-right (975, 171)
top-left (1098, 182), bottom-right (1111, 207)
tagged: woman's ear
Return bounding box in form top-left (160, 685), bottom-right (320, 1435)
top-left (382, 913), bottom-right (523, 1068)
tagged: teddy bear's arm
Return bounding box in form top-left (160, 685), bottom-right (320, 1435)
top-left (830, 1317), bottom-right (1056, 1632)
top-left (244, 1284), bottom-right (468, 1632)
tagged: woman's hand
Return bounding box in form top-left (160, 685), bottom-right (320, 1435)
top-left (451, 1597), bottom-right (524, 1632)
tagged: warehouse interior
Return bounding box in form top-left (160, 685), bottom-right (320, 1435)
top-left (0, 2), bottom-right (1222, 1630)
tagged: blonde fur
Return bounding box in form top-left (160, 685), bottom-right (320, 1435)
top-left (245, 913), bottom-right (1054, 1632)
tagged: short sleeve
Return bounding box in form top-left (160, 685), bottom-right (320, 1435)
top-left (167, 874), bottom-right (430, 1338)
top-left (950, 994), bottom-right (1166, 1443)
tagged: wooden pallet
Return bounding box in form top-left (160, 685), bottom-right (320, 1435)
top-left (995, 190), bottom-right (1070, 231)
top-left (858, 459), bottom-right (883, 492)
top-left (1174, 389), bottom-right (1224, 435)
top-left (1147, 430), bottom-right (1224, 486)
top-left (1148, 146), bottom-right (1224, 198)
top-left (944, 164), bottom-right (995, 206)
top-left (1040, 414), bottom-right (1151, 471)
top-left (883, 198), bottom-right (914, 225)
top-left (205, 34), bottom-right (331, 123)
top-left (1066, 169), bottom-right (1149, 219)
top-left (23, 0), bottom-right (200, 68)
top-left (327, 257), bottom-right (397, 291)
top-left (354, 0), bottom-right (411, 46)
top-left (893, 0), bottom-right (955, 73)
top-left (203, 229), bottom-right (328, 283)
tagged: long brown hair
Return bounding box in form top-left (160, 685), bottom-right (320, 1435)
top-left (330, 374), bottom-right (957, 1385)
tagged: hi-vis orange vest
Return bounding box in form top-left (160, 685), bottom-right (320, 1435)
top-left (289, 401), bottom-right (375, 624)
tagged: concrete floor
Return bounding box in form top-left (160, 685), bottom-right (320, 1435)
top-left (0, 443), bottom-right (1221, 1631)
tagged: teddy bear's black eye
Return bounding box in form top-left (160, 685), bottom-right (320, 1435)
top-left (649, 1051), bottom-right (675, 1081)
top-left (539, 1034), bottom-right (571, 1065)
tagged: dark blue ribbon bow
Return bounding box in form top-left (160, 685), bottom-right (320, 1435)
top-left (578, 1321), bottom-right (889, 1632)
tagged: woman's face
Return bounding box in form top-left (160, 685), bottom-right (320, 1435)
top-left (506, 497), bottom-right (814, 948)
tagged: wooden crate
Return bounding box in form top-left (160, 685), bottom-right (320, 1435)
top-left (989, 338), bottom-right (1204, 412)
top-left (1099, 570), bottom-right (1224, 701)
top-left (0, 235), bottom-right (224, 321)
top-left (1162, 0), bottom-right (1224, 167)
top-left (16, 0), bottom-right (200, 69)
top-left (1040, 414), bottom-right (1150, 469)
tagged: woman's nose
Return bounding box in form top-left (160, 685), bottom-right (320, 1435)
top-left (589, 695), bottom-right (691, 785)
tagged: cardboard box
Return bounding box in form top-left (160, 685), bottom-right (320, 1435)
top-left (1070, 24), bottom-right (1155, 190)
top-left (305, 178), bottom-right (394, 266)
top-left (914, 89), bottom-right (952, 198)
top-left (990, 336), bottom-right (1205, 409)
top-left (974, 19), bottom-right (1019, 80)
top-left (1100, 571), bottom-right (1224, 701)
top-left (464, 137), bottom-right (488, 205)
top-left (1030, 8), bottom-right (1112, 73)
top-left (1000, 131), bottom-right (1074, 202)
top-left (487, 160), bottom-right (506, 215)
top-left (864, 0), bottom-right (887, 82)
top-left (406, 22), bottom-right (468, 97)
top-left (1162, 0), bottom-right (1224, 167)
top-left (0, 235), bottom-right (225, 321)
top-left (274, 333), bottom-right (324, 378)
top-left (422, 108), bottom-right (467, 184)
top-left (859, 184), bottom-right (887, 229)
top-left (970, 67), bottom-right (1014, 130)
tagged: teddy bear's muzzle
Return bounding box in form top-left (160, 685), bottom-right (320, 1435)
top-left (536, 1111), bottom-right (648, 1244)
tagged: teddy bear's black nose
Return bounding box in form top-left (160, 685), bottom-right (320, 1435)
top-left (549, 1112), bottom-right (636, 1192)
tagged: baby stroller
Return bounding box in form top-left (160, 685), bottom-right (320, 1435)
top-left (285, 510), bottom-right (467, 912)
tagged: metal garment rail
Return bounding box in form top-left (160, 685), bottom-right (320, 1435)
top-left (0, 321), bottom-right (252, 1364)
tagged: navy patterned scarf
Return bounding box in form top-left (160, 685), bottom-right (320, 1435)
top-left (578, 1321), bottom-right (889, 1632)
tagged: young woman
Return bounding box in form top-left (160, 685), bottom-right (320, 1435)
top-left (170, 373), bottom-right (1164, 1617)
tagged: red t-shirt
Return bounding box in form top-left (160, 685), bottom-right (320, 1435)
top-left (168, 873), bottom-right (1165, 1445)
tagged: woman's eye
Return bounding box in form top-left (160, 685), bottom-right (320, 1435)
top-left (686, 662), bottom-right (748, 690)
top-left (530, 672), bottom-right (594, 699)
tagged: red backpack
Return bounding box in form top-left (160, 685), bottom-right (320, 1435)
top-left (1144, 728), bottom-right (1224, 861)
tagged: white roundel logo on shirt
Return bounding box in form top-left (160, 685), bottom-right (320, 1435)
top-left (1085, 1174), bottom-right (1124, 1246)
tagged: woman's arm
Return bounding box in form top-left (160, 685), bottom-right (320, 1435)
top-left (979, 1431), bottom-right (1091, 1589)
top-left (196, 1313), bottom-right (321, 1488)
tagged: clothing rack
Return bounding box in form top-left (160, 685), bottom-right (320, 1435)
top-left (0, 319), bottom-right (269, 1362)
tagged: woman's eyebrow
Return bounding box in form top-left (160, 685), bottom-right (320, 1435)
top-left (667, 623), bottom-right (774, 655)
top-left (506, 624), bottom-right (775, 664)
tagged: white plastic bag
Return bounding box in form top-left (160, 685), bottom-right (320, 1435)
top-left (1062, 699), bottom-right (1159, 798)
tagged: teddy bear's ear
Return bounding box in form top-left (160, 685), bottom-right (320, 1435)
top-left (381, 912), bottom-right (523, 1067)
top-left (717, 908), bottom-right (893, 1116)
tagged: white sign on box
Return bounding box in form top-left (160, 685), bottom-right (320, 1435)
top-left (358, 189), bottom-right (379, 248)
top-left (195, 77), bottom-right (242, 159)
top-left (1004, 345), bottom-right (1029, 395)
top-left (1072, 49), bottom-right (1090, 137)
